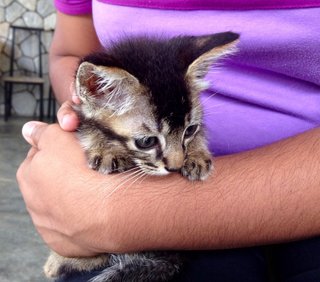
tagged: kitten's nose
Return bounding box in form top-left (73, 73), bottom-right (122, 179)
top-left (165, 167), bottom-right (181, 173)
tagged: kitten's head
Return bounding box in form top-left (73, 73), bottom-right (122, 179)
top-left (76, 32), bottom-right (239, 175)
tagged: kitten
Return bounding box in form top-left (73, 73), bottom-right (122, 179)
top-left (44, 32), bottom-right (239, 281)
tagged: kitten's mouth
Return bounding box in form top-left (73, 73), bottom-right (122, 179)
top-left (137, 163), bottom-right (170, 176)
top-left (165, 167), bottom-right (181, 173)
top-left (136, 160), bottom-right (183, 176)
top-left (148, 169), bottom-right (170, 176)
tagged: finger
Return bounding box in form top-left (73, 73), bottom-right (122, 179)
top-left (26, 146), bottom-right (38, 159)
top-left (70, 82), bottom-right (81, 104)
top-left (57, 100), bottom-right (79, 131)
top-left (17, 146), bottom-right (41, 199)
top-left (72, 94), bottom-right (81, 104)
top-left (22, 121), bottom-right (48, 148)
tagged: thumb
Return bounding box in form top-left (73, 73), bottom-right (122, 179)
top-left (22, 121), bottom-right (48, 148)
top-left (57, 100), bottom-right (79, 132)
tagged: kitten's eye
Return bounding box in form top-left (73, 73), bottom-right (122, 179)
top-left (184, 124), bottom-right (199, 138)
top-left (135, 136), bottom-right (158, 149)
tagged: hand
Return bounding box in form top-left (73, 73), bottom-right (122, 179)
top-left (17, 122), bottom-right (105, 257)
top-left (16, 122), bottom-right (188, 258)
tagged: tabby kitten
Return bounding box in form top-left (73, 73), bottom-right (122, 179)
top-left (44, 32), bottom-right (239, 281)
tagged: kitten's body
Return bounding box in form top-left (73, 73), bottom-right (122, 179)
top-left (44, 32), bottom-right (239, 281)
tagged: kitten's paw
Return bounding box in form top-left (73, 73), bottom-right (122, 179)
top-left (181, 152), bottom-right (212, 181)
top-left (43, 253), bottom-right (65, 278)
top-left (44, 252), bottom-right (109, 278)
top-left (89, 153), bottom-right (134, 174)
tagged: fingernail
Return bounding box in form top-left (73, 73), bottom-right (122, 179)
top-left (62, 114), bottom-right (72, 129)
top-left (22, 122), bottom-right (37, 145)
top-left (62, 114), bottom-right (69, 126)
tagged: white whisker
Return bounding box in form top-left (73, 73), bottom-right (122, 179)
top-left (137, 174), bottom-right (148, 185)
top-left (138, 164), bottom-right (158, 174)
top-left (201, 103), bottom-right (225, 117)
top-left (89, 167), bottom-right (143, 204)
top-left (116, 166), bottom-right (140, 175)
top-left (201, 92), bottom-right (218, 104)
top-left (104, 169), bottom-right (145, 198)
top-left (192, 92), bottom-right (217, 112)
top-left (202, 103), bottom-right (224, 111)
top-left (122, 170), bottom-right (148, 193)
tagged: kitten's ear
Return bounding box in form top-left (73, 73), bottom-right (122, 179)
top-left (76, 62), bottom-right (140, 115)
top-left (185, 32), bottom-right (239, 91)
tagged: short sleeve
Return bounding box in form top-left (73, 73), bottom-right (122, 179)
top-left (54, 0), bottom-right (92, 15)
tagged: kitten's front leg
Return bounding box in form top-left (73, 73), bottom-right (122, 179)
top-left (87, 147), bottom-right (135, 174)
top-left (44, 251), bottom-right (109, 278)
top-left (181, 132), bottom-right (213, 181)
top-left (78, 129), bottom-right (135, 174)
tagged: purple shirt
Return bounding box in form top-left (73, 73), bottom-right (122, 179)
top-left (54, 0), bottom-right (320, 14)
top-left (54, 0), bottom-right (320, 156)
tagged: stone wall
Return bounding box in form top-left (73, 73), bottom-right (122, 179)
top-left (0, 0), bottom-right (56, 117)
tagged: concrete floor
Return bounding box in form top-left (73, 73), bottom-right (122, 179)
top-left (0, 117), bottom-right (49, 282)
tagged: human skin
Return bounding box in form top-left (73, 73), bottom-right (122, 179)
top-left (49, 12), bottom-right (101, 130)
top-left (17, 11), bottom-right (320, 258)
top-left (18, 122), bottom-right (320, 258)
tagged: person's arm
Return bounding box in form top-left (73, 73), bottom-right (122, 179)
top-left (17, 122), bottom-right (320, 257)
top-left (50, 11), bottom-right (101, 130)
top-left (50, 11), bottom-right (101, 103)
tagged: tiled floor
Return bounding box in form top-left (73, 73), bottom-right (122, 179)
top-left (0, 117), bottom-right (49, 282)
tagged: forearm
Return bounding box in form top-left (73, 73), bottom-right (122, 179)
top-left (49, 55), bottom-right (79, 104)
top-left (17, 122), bottom-right (320, 257)
top-left (91, 128), bottom-right (320, 253)
top-left (49, 12), bottom-right (101, 104)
